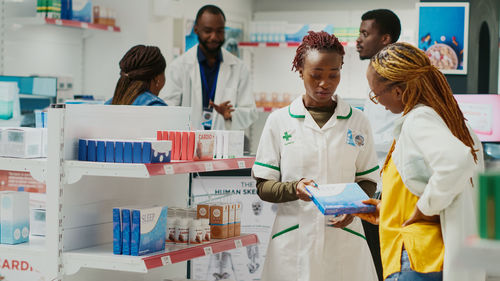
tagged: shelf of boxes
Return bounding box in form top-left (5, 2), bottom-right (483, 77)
top-left (0, 157), bottom-right (47, 183)
top-left (238, 41), bottom-right (350, 48)
top-left (63, 234), bottom-right (258, 274)
top-left (6, 17), bottom-right (120, 32)
top-left (453, 236), bottom-right (500, 275)
top-left (0, 236), bottom-right (46, 256)
top-left (63, 157), bottom-right (255, 184)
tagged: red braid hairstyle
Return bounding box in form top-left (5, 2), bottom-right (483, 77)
top-left (292, 31), bottom-right (345, 72)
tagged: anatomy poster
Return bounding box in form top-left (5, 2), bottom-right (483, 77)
top-left (190, 176), bottom-right (277, 281)
top-left (417, 3), bottom-right (469, 74)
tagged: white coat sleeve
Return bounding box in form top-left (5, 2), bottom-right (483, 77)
top-left (160, 60), bottom-right (183, 106)
top-left (251, 113), bottom-right (281, 181)
top-left (408, 112), bottom-right (476, 216)
top-left (227, 64), bottom-right (257, 130)
top-left (355, 113), bottom-right (380, 183)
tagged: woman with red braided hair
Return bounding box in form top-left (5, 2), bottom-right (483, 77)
top-left (106, 45), bottom-right (167, 105)
top-left (354, 42), bottom-right (484, 281)
top-left (252, 31), bottom-right (379, 281)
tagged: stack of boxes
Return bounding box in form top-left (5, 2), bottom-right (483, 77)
top-left (113, 206), bottom-right (168, 256)
top-left (198, 203), bottom-right (241, 239)
top-left (78, 139), bottom-right (172, 163)
top-left (0, 128), bottom-right (47, 158)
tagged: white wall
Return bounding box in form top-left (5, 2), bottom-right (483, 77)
top-left (250, 4), bottom-right (418, 99)
top-left (84, 0), bottom-right (253, 100)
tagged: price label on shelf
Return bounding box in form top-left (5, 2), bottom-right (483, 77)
top-left (161, 255), bottom-right (172, 266)
top-left (55, 19), bottom-right (63, 25)
top-left (164, 165), bottom-right (174, 175)
top-left (204, 162), bottom-right (214, 172)
top-left (234, 239), bottom-right (243, 248)
top-left (81, 22), bottom-right (89, 29)
top-left (237, 161), bottom-right (246, 169)
top-left (107, 26), bottom-right (114, 32)
top-left (203, 246), bottom-right (213, 256)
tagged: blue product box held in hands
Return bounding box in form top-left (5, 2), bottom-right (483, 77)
top-left (305, 183), bottom-right (376, 216)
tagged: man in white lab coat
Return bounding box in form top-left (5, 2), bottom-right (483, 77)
top-left (355, 9), bottom-right (401, 281)
top-left (161, 5), bottom-right (257, 131)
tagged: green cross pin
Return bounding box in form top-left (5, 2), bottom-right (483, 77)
top-left (283, 132), bottom-right (292, 141)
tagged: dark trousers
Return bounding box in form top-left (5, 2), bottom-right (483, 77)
top-left (362, 219), bottom-right (383, 281)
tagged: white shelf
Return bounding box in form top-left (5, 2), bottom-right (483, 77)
top-left (0, 157), bottom-right (47, 183)
top-left (454, 236), bottom-right (500, 275)
top-left (6, 17), bottom-right (121, 32)
top-left (63, 157), bottom-right (255, 184)
top-left (0, 236), bottom-right (46, 256)
top-left (63, 234), bottom-right (258, 275)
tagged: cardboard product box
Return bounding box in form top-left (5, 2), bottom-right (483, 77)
top-left (2, 128), bottom-right (44, 158)
top-left (181, 131), bottom-right (189, 161)
top-left (96, 140), bottom-right (106, 162)
top-left (234, 202), bottom-right (241, 236)
top-left (194, 131), bottom-right (216, 161)
top-left (228, 204), bottom-right (235, 237)
top-left (112, 207), bottom-right (122, 254)
top-left (131, 206), bottom-right (167, 256)
top-left (197, 204), bottom-right (210, 219)
top-left (210, 204), bottom-right (229, 239)
top-left (71, 0), bottom-right (92, 22)
top-left (87, 139), bottom-right (97, 161)
top-left (78, 139), bottom-right (87, 161)
top-left (1, 191), bottom-right (30, 244)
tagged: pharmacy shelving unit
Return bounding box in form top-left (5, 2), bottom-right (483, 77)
top-left (453, 236), bottom-right (500, 276)
top-left (5, 17), bottom-right (121, 32)
top-left (0, 105), bottom-right (257, 281)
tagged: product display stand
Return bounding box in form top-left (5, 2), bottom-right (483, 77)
top-left (0, 105), bottom-right (257, 281)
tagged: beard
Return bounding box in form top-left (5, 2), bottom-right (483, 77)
top-left (199, 38), bottom-right (225, 54)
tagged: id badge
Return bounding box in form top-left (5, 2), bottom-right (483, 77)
top-left (202, 107), bottom-right (213, 130)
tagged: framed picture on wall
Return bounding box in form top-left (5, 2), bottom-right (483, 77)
top-left (417, 2), bottom-right (469, 75)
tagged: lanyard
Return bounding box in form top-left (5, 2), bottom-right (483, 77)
top-left (199, 61), bottom-right (220, 103)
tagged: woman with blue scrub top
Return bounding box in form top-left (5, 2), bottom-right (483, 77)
top-left (252, 31), bottom-right (379, 281)
top-left (106, 45), bottom-right (167, 106)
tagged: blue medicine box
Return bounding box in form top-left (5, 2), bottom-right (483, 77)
top-left (132, 142), bottom-right (142, 163)
top-left (87, 140), bottom-right (97, 161)
top-left (112, 207), bottom-right (122, 255)
top-left (121, 208), bottom-right (131, 255)
top-left (130, 206), bottom-right (167, 256)
top-left (96, 141), bottom-right (106, 162)
top-left (115, 141), bottom-right (124, 163)
top-left (123, 142), bottom-right (133, 163)
top-left (305, 183), bottom-right (376, 216)
top-left (78, 139), bottom-right (87, 161)
top-left (105, 141), bottom-right (114, 162)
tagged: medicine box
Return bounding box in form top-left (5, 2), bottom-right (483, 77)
top-left (224, 131), bottom-right (244, 159)
top-left (210, 204), bottom-right (229, 239)
top-left (194, 131), bottom-right (215, 161)
top-left (112, 207), bottom-right (122, 254)
top-left (2, 128), bottom-right (44, 158)
top-left (121, 208), bottom-right (132, 255)
top-left (478, 173), bottom-right (500, 240)
top-left (131, 206), bottom-right (167, 256)
top-left (71, 0), bottom-right (92, 22)
top-left (305, 183), bottom-right (376, 216)
top-left (1, 191), bottom-right (30, 244)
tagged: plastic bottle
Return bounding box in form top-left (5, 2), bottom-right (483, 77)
top-left (202, 218), bottom-right (211, 242)
top-left (166, 208), bottom-right (177, 244)
top-left (189, 219), bottom-right (203, 244)
top-left (175, 210), bottom-right (189, 244)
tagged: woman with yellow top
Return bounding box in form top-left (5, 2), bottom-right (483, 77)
top-left (354, 42), bottom-right (484, 281)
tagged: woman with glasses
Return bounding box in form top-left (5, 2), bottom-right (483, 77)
top-left (355, 42), bottom-right (484, 281)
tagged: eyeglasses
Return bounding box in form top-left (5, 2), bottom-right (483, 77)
top-left (369, 90), bottom-right (383, 104)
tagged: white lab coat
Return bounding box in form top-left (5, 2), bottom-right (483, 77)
top-left (252, 95), bottom-right (379, 281)
top-left (391, 104), bottom-right (485, 281)
top-left (161, 45), bottom-right (257, 130)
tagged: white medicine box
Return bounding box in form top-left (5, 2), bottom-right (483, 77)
top-left (1, 127), bottom-right (44, 158)
top-left (1, 191), bottom-right (30, 244)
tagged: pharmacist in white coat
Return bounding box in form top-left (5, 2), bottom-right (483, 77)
top-left (161, 5), bottom-right (257, 130)
top-left (252, 31), bottom-right (378, 281)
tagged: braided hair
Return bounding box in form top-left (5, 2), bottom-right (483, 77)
top-left (292, 31), bottom-right (345, 72)
top-left (370, 42), bottom-right (478, 171)
top-left (111, 45), bottom-right (166, 105)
